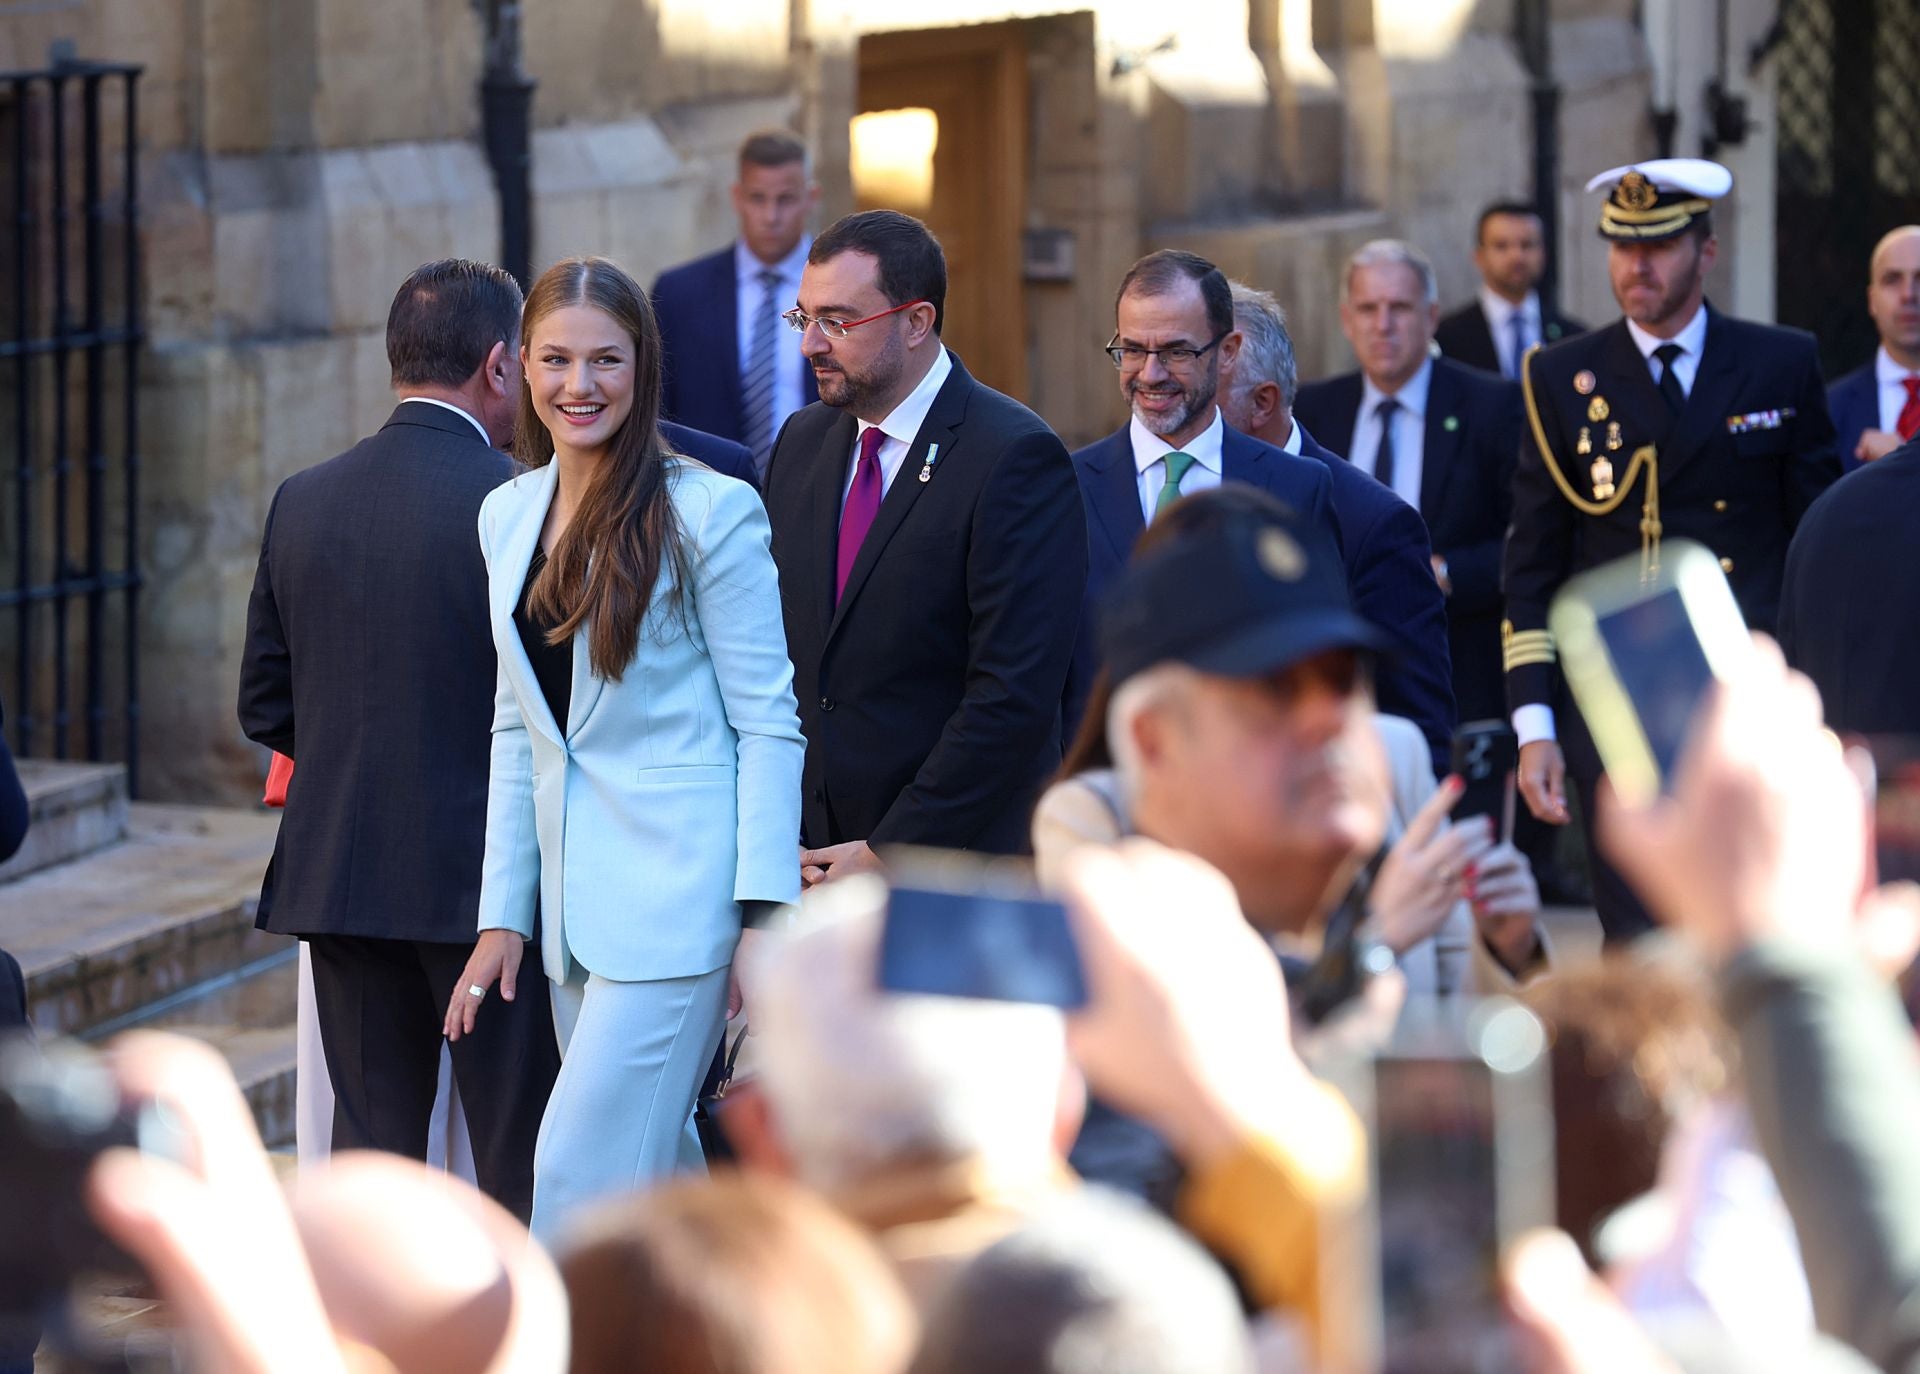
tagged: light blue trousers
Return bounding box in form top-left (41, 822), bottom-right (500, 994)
top-left (528, 958), bottom-right (730, 1249)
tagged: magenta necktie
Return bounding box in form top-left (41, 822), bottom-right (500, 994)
top-left (836, 426), bottom-right (886, 604)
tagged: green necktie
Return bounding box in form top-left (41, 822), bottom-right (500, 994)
top-left (1154, 450), bottom-right (1198, 518)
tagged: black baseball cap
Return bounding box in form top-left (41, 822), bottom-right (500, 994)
top-left (1098, 504), bottom-right (1389, 687)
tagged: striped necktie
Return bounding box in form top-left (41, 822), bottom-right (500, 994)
top-left (741, 267), bottom-right (783, 479)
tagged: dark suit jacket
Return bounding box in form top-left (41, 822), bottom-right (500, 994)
top-left (764, 354), bottom-right (1086, 854)
top-left (1435, 299), bottom-right (1586, 376)
top-left (0, 948), bottom-right (24, 1030)
top-left (1294, 358), bottom-right (1523, 723)
top-left (1780, 440), bottom-right (1920, 735)
top-left (238, 402), bottom-right (514, 942)
top-left (652, 245), bottom-right (818, 444)
top-left (661, 419), bottom-right (757, 490)
top-left (1295, 421), bottom-right (1456, 772)
top-left (1828, 362), bottom-right (1878, 475)
top-left (1504, 310), bottom-right (1840, 713)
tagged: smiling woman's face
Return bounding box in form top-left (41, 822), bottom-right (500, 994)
top-left (522, 303), bottom-right (637, 462)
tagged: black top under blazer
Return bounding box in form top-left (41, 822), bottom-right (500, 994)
top-left (238, 401), bottom-right (516, 943)
top-left (763, 352), bottom-right (1088, 855)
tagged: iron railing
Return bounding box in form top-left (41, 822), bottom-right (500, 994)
top-left (0, 58), bottom-right (143, 790)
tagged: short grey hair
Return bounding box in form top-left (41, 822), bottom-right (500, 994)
top-left (1226, 280), bottom-right (1298, 407)
top-left (1343, 238), bottom-right (1439, 307)
top-left (908, 1189), bottom-right (1256, 1374)
top-left (1106, 662), bottom-right (1200, 801)
top-left (749, 885), bottom-right (1070, 1193)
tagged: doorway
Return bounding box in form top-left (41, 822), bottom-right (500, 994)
top-left (854, 23), bottom-right (1029, 400)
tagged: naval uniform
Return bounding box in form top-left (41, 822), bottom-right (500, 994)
top-left (1502, 305), bottom-right (1841, 939)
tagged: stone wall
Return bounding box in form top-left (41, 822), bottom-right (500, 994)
top-left (0, 0), bottom-right (1689, 802)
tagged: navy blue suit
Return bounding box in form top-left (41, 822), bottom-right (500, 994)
top-left (1294, 358), bottom-right (1523, 728)
top-left (651, 246), bottom-right (818, 444)
top-left (660, 419), bottom-right (757, 491)
top-left (1293, 421), bottom-right (1456, 773)
top-left (1064, 424), bottom-right (1350, 744)
top-left (1827, 362), bottom-right (1878, 475)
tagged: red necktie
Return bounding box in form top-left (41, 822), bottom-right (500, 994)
top-left (835, 426), bottom-right (886, 603)
top-left (1899, 376), bottom-right (1920, 442)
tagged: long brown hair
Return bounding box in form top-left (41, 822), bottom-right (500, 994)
top-left (516, 256), bottom-right (689, 681)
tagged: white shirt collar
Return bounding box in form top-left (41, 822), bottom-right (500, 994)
top-left (1626, 303), bottom-right (1709, 365)
top-left (1360, 356), bottom-right (1433, 421)
top-left (857, 346), bottom-right (953, 450)
top-left (1129, 407), bottom-right (1226, 475)
top-left (396, 396), bottom-right (492, 446)
top-left (1478, 286), bottom-right (1540, 331)
top-left (1876, 345), bottom-right (1919, 386)
top-left (1278, 416), bottom-right (1304, 454)
top-left (736, 236), bottom-right (810, 290)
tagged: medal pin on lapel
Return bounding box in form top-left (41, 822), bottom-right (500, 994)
top-left (1442, 416), bottom-right (1459, 433)
top-left (918, 443), bottom-right (938, 483)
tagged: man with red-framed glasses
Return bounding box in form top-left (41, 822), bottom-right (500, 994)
top-left (761, 209), bottom-right (1087, 881)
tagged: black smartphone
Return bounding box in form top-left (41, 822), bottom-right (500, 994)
top-left (1450, 720), bottom-right (1517, 843)
top-left (1551, 542), bottom-right (1752, 806)
top-left (1321, 1003), bottom-right (1555, 1374)
top-left (0, 1034), bottom-right (180, 1326)
top-left (876, 853), bottom-right (1088, 1010)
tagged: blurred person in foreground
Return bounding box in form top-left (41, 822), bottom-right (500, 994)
top-left (1035, 488), bottom-right (1546, 995)
top-left (1824, 225), bottom-right (1920, 472)
top-left (907, 1188), bottom-right (1255, 1374)
top-left (561, 1173), bottom-right (915, 1374)
top-left (83, 1032), bottom-right (566, 1374)
top-left (1217, 279), bottom-right (1457, 774)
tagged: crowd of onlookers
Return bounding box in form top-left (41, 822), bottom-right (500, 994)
top-left (5, 123), bottom-right (1920, 1374)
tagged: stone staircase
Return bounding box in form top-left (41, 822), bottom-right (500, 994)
top-left (0, 760), bottom-right (292, 1145)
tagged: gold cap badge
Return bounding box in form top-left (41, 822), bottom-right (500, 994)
top-left (1619, 170), bottom-right (1658, 212)
top-left (1257, 528), bottom-right (1306, 582)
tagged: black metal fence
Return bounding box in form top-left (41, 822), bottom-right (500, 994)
top-left (1775, 0), bottom-right (1920, 377)
top-left (0, 59), bottom-right (143, 791)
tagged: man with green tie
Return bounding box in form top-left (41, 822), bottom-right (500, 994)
top-left (1063, 250), bottom-right (1342, 742)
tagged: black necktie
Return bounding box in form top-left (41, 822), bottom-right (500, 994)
top-left (1373, 398), bottom-right (1400, 490)
top-left (1654, 343), bottom-right (1686, 414)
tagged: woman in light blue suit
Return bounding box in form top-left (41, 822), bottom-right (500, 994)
top-left (445, 256), bottom-right (803, 1245)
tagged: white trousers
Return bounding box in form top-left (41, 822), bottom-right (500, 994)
top-left (529, 961), bottom-right (729, 1249)
top-left (294, 942), bottom-right (476, 1180)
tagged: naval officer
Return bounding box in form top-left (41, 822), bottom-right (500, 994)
top-left (1502, 158), bottom-right (1841, 941)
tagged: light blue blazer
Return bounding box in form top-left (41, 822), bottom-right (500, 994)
top-left (474, 458), bottom-right (804, 983)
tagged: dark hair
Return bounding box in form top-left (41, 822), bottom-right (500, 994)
top-left (808, 210), bottom-right (947, 335)
top-left (516, 256), bottom-right (689, 682)
top-left (1115, 250), bottom-right (1234, 342)
top-left (1476, 201), bottom-right (1543, 243)
top-left (1055, 485), bottom-right (1302, 781)
top-left (1686, 211), bottom-right (1715, 245)
top-left (562, 1174), bottom-right (913, 1374)
top-left (386, 259), bottom-right (524, 389)
top-left (739, 128), bottom-right (809, 172)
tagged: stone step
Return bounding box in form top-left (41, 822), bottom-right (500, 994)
top-left (0, 802), bottom-right (283, 1037)
top-left (0, 759), bottom-right (131, 884)
top-left (88, 946), bottom-right (300, 1150)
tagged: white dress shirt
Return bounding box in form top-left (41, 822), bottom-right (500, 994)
top-left (735, 237), bottom-right (810, 434)
top-left (1479, 286), bottom-right (1543, 379)
top-left (1875, 346), bottom-right (1920, 433)
top-left (843, 346), bottom-right (954, 506)
top-left (1625, 305), bottom-right (1709, 398)
top-left (1131, 407), bottom-right (1226, 521)
top-left (1353, 358), bottom-right (1433, 510)
top-left (396, 396), bottom-right (491, 445)
top-left (1513, 305), bottom-right (1714, 749)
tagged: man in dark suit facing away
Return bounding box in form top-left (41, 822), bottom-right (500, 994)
top-left (661, 418), bottom-right (758, 491)
top-left (1063, 251), bottom-right (1341, 750)
top-left (763, 210), bottom-right (1086, 877)
top-left (238, 260), bottom-right (560, 1221)
top-left (652, 129), bottom-right (821, 482)
top-left (1218, 279), bottom-right (1457, 773)
top-left (1435, 201), bottom-right (1586, 379)
top-left (1826, 225), bottom-right (1920, 472)
top-left (1295, 239), bottom-right (1523, 728)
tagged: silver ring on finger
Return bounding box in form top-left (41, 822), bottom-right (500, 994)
top-left (467, 984), bottom-right (486, 999)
